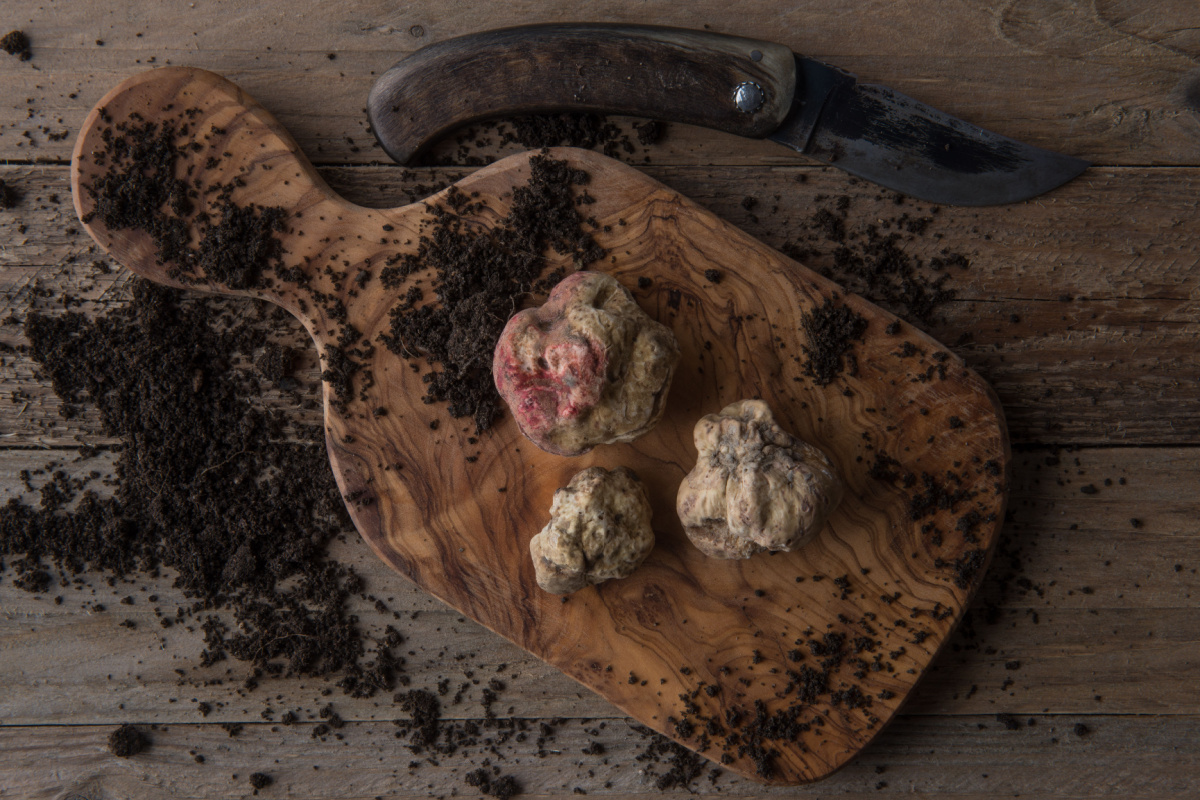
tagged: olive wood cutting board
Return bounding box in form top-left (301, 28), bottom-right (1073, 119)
top-left (71, 67), bottom-right (1009, 785)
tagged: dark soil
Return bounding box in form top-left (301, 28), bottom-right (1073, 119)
top-left (0, 178), bottom-right (20, 209)
top-left (425, 112), bottom-right (665, 166)
top-left (1, 30), bottom-right (31, 61)
top-left (464, 767), bottom-right (522, 799)
top-left (81, 116), bottom-right (287, 290)
top-left (633, 725), bottom-right (708, 789)
top-left (378, 151), bottom-right (605, 432)
top-left (2, 283), bottom-right (396, 693)
top-left (249, 772), bottom-right (274, 791)
top-left (255, 341), bottom-right (296, 383)
top-left (798, 298), bottom-right (868, 386)
top-left (107, 724), bottom-right (149, 757)
top-left (782, 196), bottom-right (969, 325)
top-left (504, 113), bottom-right (629, 155)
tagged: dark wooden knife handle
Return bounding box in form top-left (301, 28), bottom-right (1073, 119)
top-left (368, 23), bottom-right (796, 164)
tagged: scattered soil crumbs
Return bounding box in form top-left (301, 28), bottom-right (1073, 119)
top-left (2, 284), bottom-right (398, 693)
top-left (799, 298), bottom-right (868, 385)
top-left (1, 30), bottom-right (31, 61)
top-left (782, 195), bottom-right (969, 325)
top-left (378, 151), bottom-right (605, 432)
top-left (424, 112), bottom-right (666, 167)
top-left (107, 724), bottom-right (149, 757)
top-left (255, 341), bottom-right (296, 383)
top-left (633, 725), bottom-right (708, 789)
top-left (503, 113), bottom-right (643, 156)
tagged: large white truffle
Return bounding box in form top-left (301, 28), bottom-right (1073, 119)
top-left (494, 271), bottom-right (680, 456)
top-left (530, 466), bottom-right (655, 594)
top-left (676, 400), bottom-right (843, 559)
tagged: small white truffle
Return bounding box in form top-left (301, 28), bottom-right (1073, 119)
top-left (530, 466), bottom-right (655, 594)
top-left (676, 400), bottom-right (843, 559)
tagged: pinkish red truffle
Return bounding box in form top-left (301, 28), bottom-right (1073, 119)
top-left (493, 271), bottom-right (679, 456)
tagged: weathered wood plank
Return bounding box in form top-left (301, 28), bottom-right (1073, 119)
top-left (4, 438), bottom-right (1198, 725)
top-left (3, 598), bottom-right (1194, 723)
top-left (1, 715), bottom-right (1196, 799)
top-left (4, 165), bottom-right (1200, 445)
top-left (0, 1), bottom-right (1197, 165)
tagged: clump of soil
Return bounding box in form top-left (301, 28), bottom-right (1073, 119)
top-left (249, 772), bottom-right (274, 791)
top-left (798, 298), bottom-right (868, 385)
top-left (107, 724), bottom-right (149, 757)
top-left (464, 767), bottom-right (522, 799)
top-left (255, 341), bottom-right (296, 383)
top-left (1, 30), bottom-right (31, 61)
top-left (378, 151), bottom-right (605, 432)
top-left (1, 283), bottom-right (396, 694)
top-left (0, 178), bottom-right (20, 210)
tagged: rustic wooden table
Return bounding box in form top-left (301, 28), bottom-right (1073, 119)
top-left (2, 2), bottom-right (1198, 798)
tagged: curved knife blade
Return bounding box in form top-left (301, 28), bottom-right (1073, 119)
top-left (770, 56), bottom-right (1090, 206)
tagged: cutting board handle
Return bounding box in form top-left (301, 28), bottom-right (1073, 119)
top-left (367, 23), bottom-right (796, 163)
top-left (71, 67), bottom-right (345, 320)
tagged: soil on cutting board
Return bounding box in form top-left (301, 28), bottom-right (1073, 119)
top-left (377, 150), bottom-right (606, 433)
top-left (798, 297), bottom-right (869, 386)
top-left (81, 115), bottom-right (288, 291)
top-left (78, 103), bottom-right (606, 436)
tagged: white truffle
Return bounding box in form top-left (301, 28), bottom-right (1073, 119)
top-left (494, 271), bottom-right (680, 456)
top-left (676, 400), bottom-right (843, 559)
top-left (530, 466), bottom-right (655, 594)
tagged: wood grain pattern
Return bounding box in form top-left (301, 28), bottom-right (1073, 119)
top-left (68, 67), bottom-right (1009, 784)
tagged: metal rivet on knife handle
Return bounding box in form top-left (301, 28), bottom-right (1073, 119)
top-left (734, 81), bottom-right (765, 113)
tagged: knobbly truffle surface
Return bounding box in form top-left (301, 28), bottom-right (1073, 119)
top-left (494, 271), bottom-right (679, 456)
top-left (530, 466), bottom-right (655, 594)
top-left (677, 400), bottom-right (843, 558)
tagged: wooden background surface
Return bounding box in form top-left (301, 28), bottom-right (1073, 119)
top-left (1, 1), bottom-right (1198, 797)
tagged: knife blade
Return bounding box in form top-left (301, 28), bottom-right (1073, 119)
top-left (367, 24), bottom-right (1088, 206)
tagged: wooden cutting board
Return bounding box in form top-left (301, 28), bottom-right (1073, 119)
top-left (72, 67), bottom-right (1009, 785)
